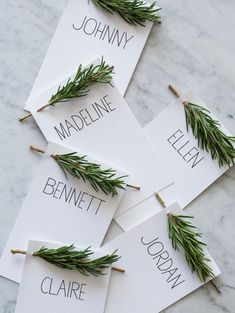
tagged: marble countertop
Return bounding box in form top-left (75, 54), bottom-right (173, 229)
top-left (0, 0), bottom-right (235, 312)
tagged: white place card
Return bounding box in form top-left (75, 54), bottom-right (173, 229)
top-left (144, 90), bottom-right (233, 209)
top-left (25, 68), bottom-right (173, 225)
top-left (0, 142), bottom-right (126, 283)
top-left (25, 0), bottom-right (156, 109)
top-left (102, 202), bottom-right (220, 313)
top-left (15, 241), bottom-right (111, 313)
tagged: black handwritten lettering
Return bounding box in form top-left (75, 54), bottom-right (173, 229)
top-left (40, 277), bottom-right (87, 301)
top-left (73, 16), bottom-right (134, 49)
top-left (42, 177), bottom-right (105, 215)
top-left (53, 95), bottom-right (116, 141)
top-left (54, 123), bottom-right (70, 141)
top-left (43, 178), bottom-right (56, 195)
top-left (141, 236), bottom-right (185, 289)
top-left (167, 129), bottom-right (204, 168)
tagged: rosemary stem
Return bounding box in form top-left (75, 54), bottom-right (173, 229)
top-left (29, 145), bottom-right (45, 154)
top-left (111, 266), bottom-right (125, 273)
top-left (18, 112), bottom-right (33, 122)
top-left (11, 249), bottom-right (26, 255)
top-left (168, 84), bottom-right (181, 98)
top-left (209, 280), bottom-right (221, 294)
top-left (154, 192), bottom-right (166, 208)
top-left (29, 145), bottom-right (57, 160)
top-left (126, 184), bottom-right (141, 190)
top-left (167, 213), bottom-right (178, 227)
top-left (37, 102), bottom-right (50, 112)
top-left (168, 85), bottom-right (190, 107)
top-left (18, 101), bottom-right (49, 122)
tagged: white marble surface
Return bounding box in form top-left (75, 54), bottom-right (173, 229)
top-left (0, 0), bottom-right (235, 312)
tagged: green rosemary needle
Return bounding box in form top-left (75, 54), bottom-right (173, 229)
top-left (169, 85), bottom-right (235, 167)
top-left (11, 245), bottom-right (123, 276)
top-left (91, 0), bottom-right (161, 26)
top-left (167, 213), bottom-right (215, 282)
top-left (19, 58), bottom-right (113, 121)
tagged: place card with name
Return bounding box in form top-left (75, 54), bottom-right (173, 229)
top-left (26, 62), bottom-right (173, 225)
top-left (15, 241), bottom-right (111, 313)
top-left (25, 0), bottom-right (156, 110)
top-left (0, 142), bottom-right (126, 283)
top-left (102, 202), bottom-right (220, 313)
top-left (144, 90), bottom-right (233, 209)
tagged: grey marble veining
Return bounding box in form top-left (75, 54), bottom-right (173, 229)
top-left (0, 0), bottom-right (235, 312)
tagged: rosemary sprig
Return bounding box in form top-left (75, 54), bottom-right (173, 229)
top-left (11, 245), bottom-right (122, 276)
top-left (91, 0), bottom-right (161, 26)
top-left (52, 152), bottom-right (127, 196)
top-left (29, 145), bottom-right (131, 196)
top-left (168, 213), bottom-right (215, 282)
top-left (168, 85), bottom-right (235, 167)
top-left (19, 58), bottom-right (113, 121)
top-left (184, 102), bottom-right (235, 167)
top-left (41, 58), bottom-right (113, 110)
